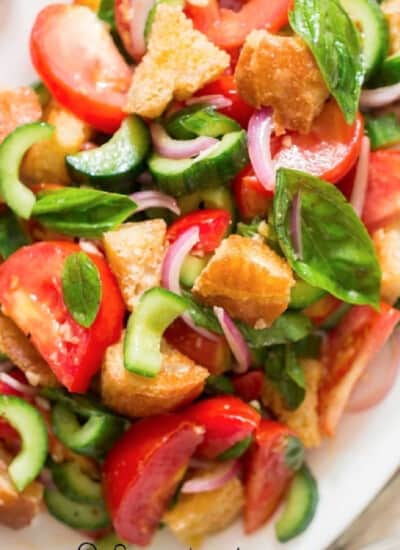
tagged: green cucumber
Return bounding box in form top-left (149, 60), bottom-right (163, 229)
top-left (290, 280), bottom-right (326, 309)
top-left (340, 0), bottom-right (389, 81)
top-left (148, 130), bottom-right (248, 197)
top-left (0, 122), bottom-right (54, 218)
top-left (66, 116), bottom-right (150, 193)
top-left (50, 461), bottom-right (103, 505)
top-left (365, 112), bottom-right (400, 149)
top-left (165, 104), bottom-right (240, 140)
top-left (97, 532), bottom-right (128, 550)
top-left (180, 254), bottom-right (209, 287)
top-left (0, 395), bottom-right (48, 491)
top-left (44, 487), bottom-right (110, 530)
top-left (42, 387), bottom-right (116, 417)
top-left (177, 187), bottom-right (236, 220)
top-left (124, 287), bottom-right (189, 376)
top-left (275, 464), bottom-right (318, 542)
top-left (372, 52), bottom-right (400, 86)
top-left (144, 0), bottom-right (184, 42)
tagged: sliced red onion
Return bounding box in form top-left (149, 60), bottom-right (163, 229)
top-left (181, 460), bottom-right (240, 494)
top-left (186, 94), bottom-right (233, 110)
top-left (189, 458), bottom-right (213, 470)
top-left (291, 192), bottom-right (303, 261)
top-left (34, 396), bottom-right (51, 411)
top-left (130, 0), bottom-right (155, 61)
top-left (130, 190), bottom-right (181, 216)
top-left (360, 83), bottom-right (400, 109)
top-left (150, 123), bottom-right (218, 160)
top-left (214, 306), bottom-right (251, 373)
top-left (0, 361), bottom-right (13, 374)
top-left (350, 136), bottom-right (370, 217)
top-left (79, 239), bottom-right (103, 256)
top-left (39, 468), bottom-right (55, 490)
top-left (162, 226), bottom-right (200, 295)
top-left (0, 372), bottom-right (37, 396)
top-left (248, 108), bottom-right (275, 192)
top-left (181, 312), bottom-right (220, 342)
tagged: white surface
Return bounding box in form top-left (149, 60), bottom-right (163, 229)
top-left (2, 2), bottom-right (400, 549)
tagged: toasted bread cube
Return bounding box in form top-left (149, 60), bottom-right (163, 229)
top-left (21, 100), bottom-right (93, 185)
top-left (262, 359), bottom-right (323, 448)
top-left (0, 313), bottom-right (58, 387)
top-left (382, 0), bottom-right (400, 54)
top-left (193, 235), bottom-right (295, 327)
top-left (101, 338), bottom-right (208, 417)
top-left (0, 87), bottom-right (41, 144)
top-left (103, 220), bottom-right (167, 311)
top-left (163, 473), bottom-right (243, 547)
top-left (74, 0), bottom-right (100, 11)
top-left (124, 4), bottom-right (229, 118)
top-left (373, 222), bottom-right (400, 304)
top-left (235, 31), bottom-right (329, 135)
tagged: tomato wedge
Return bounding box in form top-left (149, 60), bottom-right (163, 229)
top-left (185, 0), bottom-right (291, 50)
top-left (232, 370), bottom-right (264, 402)
top-left (233, 165), bottom-right (272, 221)
top-left (319, 303), bottom-right (400, 436)
top-left (103, 414), bottom-right (203, 545)
top-left (30, 4), bottom-right (132, 133)
top-left (0, 87), bottom-right (41, 144)
top-left (0, 242), bottom-right (125, 393)
top-left (244, 420), bottom-right (303, 533)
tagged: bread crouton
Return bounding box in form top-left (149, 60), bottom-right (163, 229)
top-left (0, 313), bottom-right (58, 388)
top-left (234, 31), bottom-right (329, 135)
top-left (74, 0), bottom-right (100, 11)
top-left (382, 0), bottom-right (400, 54)
top-left (101, 338), bottom-right (208, 417)
top-left (193, 235), bottom-right (295, 327)
top-left (163, 472), bottom-right (243, 547)
top-left (21, 100), bottom-right (93, 185)
top-left (262, 359), bottom-right (323, 448)
top-left (103, 220), bottom-right (167, 311)
top-left (373, 222), bottom-right (400, 304)
top-left (124, 4), bottom-right (229, 118)
top-left (0, 87), bottom-right (42, 144)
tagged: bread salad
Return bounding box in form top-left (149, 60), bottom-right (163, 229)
top-left (2, 0), bottom-right (400, 546)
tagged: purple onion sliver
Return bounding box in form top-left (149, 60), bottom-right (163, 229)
top-left (0, 372), bottom-right (37, 396)
top-left (150, 123), bottom-right (218, 160)
top-left (181, 312), bottom-right (220, 342)
top-left (214, 306), bottom-right (251, 373)
top-left (248, 108), bottom-right (275, 192)
top-left (360, 82), bottom-right (400, 109)
top-left (185, 94), bottom-right (233, 110)
top-left (350, 136), bottom-right (370, 217)
top-left (181, 460), bottom-right (240, 494)
top-left (291, 192), bottom-right (303, 261)
top-left (130, 190), bottom-right (181, 216)
top-left (161, 226), bottom-right (200, 295)
top-left (130, 0), bottom-right (156, 61)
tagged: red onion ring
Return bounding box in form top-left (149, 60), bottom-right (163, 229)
top-left (350, 136), bottom-right (370, 217)
top-left (214, 306), bottom-right (251, 373)
top-left (130, 190), bottom-right (181, 216)
top-left (181, 460), bottom-right (240, 494)
top-left (189, 458), bottom-right (213, 470)
top-left (162, 226), bottom-right (200, 294)
top-left (130, 0), bottom-right (155, 61)
top-left (181, 312), bottom-right (220, 342)
top-left (360, 82), bottom-right (400, 109)
top-left (34, 396), bottom-right (51, 411)
top-left (79, 239), bottom-right (103, 256)
top-left (0, 372), bottom-right (37, 396)
top-left (186, 95), bottom-right (233, 110)
top-left (248, 108), bottom-right (275, 192)
top-left (150, 123), bottom-right (219, 160)
top-left (290, 192), bottom-right (303, 261)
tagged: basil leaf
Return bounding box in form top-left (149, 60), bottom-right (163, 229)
top-left (32, 188), bottom-right (137, 238)
top-left (289, 0), bottom-right (364, 123)
top-left (365, 113), bottom-right (400, 151)
top-left (0, 211), bottom-right (30, 259)
top-left (218, 435), bottom-right (253, 461)
top-left (98, 0), bottom-right (116, 29)
top-left (264, 345), bottom-right (306, 410)
top-left (236, 218), bottom-right (262, 239)
top-left (274, 168), bottom-right (380, 308)
top-left (182, 291), bottom-right (223, 335)
top-left (205, 375), bottom-right (235, 396)
top-left (62, 252), bottom-right (101, 328)
top-left (293, 332), bottom-right (323, 359)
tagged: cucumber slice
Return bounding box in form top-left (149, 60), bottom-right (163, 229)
top-left (96, 532), bottom-right (128, 550)
top-left (148, 130), bottom-right (248, 197)
top-left (42, 387), bottom-right (116, 417)
top-left (45, 487), bottom-right (110, 530)
top-left (50, 461), bottom-right (103, 505)
top-left (180, 254), bottom-right (209, 288)
top-left (340, 0), bottom-right (389, 81)
top-left (372, 52), bottom-right (400, 86)
top-left (177, 187), bottom-right (236, 219)
top-left (165, 104), bottom-right (240, 140)
top-left (124, 287), bottom-right (189, 376)
top-left (290, 280), bottom-right (326, 309)
top-left (66, 116), bottom-right (150, 193)
top-left (365, 112), bottom-right (400, 149)
top-left (0, 395), bottom-right (48, 492)
top-left (275, 464), bottom-right (318, 542)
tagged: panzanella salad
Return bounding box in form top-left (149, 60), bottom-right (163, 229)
top-left (1, 0), bottom-right (400, 546)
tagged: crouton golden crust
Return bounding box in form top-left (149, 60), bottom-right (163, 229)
top-left (163, 473), bottom-right (243, 547)
top-left (382, 0), bottom-right (400, 54)
top-left (101, 338), bottom-right (208, 417)
top-left (234, 31), bottom-right (329, 135)
top-left (262, 359), bottom-right (323, 448)
top-left (103, 220), bottom-right (167, 311)
top-left (0, 88), bottom-right (41, 144)
top-left (373, 222), bottom-right (400, 304)
top-left (124, 4), bottom-right (230, 118)
top-left (193, 235), bottom-right (295, 327)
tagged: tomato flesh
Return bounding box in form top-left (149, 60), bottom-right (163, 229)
top-left (0, 87), bottom-right (42, 144)
top-left (30, 4), bottom-right (132, 133)
top-left (0, 242), bottom-right (125, 393)
top-left (232, 370), bottom-right (264, 402)
top-left (233, 165), bottom-right (272, 221)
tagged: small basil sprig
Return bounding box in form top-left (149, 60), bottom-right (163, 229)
top-left (0, 211), bottom-right (30, 259)
top-left (62, 252), bottom-right (101, 328)
top-left (32, 187), bottom-right (136, 238)
top-left (289, 0), bottom-right (364, 123)
top-left (274, 168), bottom-right (380, 308)
top-left (98, 0), bottom-right (115, 28)
top-left (265, 344), bottom-right (306, 410)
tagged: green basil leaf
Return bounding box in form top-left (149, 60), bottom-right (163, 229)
top-left (236, 218), bottom-right (262, 239)
top-left (365, 112), bottom-right (400, 151)
top-left (32, 188), bottom-right (137, 238)
top-left (264, 345), bottom-right (306, 410)
top-left (205, 375), bottom-right (235, 396)
top-left (293, 332), bottom-right (323, 359)
top-left (181, 291), bottom-right (223, 335)
top-left (98, 0), bottom-right (116, 29)
top-left (218, 435), bottom-right (253, 461)
top-left (62, 252), bottom-right (101, 328)
top-left (0, 211), bottom-right (30, 259)
top-left (289, 0), bottom-right (364, 123)
top-left (274, 168), bottom-right (380, 308)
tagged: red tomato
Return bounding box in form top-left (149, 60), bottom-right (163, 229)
top-left (30, 4), bottom-right (132, 133)
top-left (185, 0), bottom-right (291, 50)
top-left (0, 242), bottom-right (125, 393)
top-left (165, 318), bottom-right (231, 375)
top-left (362, 150), bottom-right (400, 232)
top-left (184, 395), bottom-right (260, 459)
top-left (303, 295), bottom-right (342, 326)
top-left (197, 75), bottom-right (254, 128)
top-left (233, 165), bottom-right (272, 221)
top-left (319, 303), bottom-right (400, 436)
top-left (103, 414), bottom-right (203, 545)
top-left (272, 100), bottom-right (364, 183)
top-left (0, 87), bottom-right (42, 144)
top-left (232, 371), bottom-right (264, 402)
top-left (244, 420), bottom-right (301, 533)
top-left (166, 209), bottom-right (231, 256)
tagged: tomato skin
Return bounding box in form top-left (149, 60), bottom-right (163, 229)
top-left (320, 303), bottom-right (400, 436)
top-left (232, 371), bottom-right (264, 402)
top-left (0, 87), bottom-right (42, 144)
top-left (183, 395), bottom-right (260, 459)
top-left (0, 242), bottom-right (125, 393)
top-left (233, 166), bottom-right (272, 221)
top-left (244, 420), bottom-right (298, 533)
top-left (166, 209), bottom-right (232, 256)
top-left (103, 415), bottom-right (203, 545)
top-left (30, 4), bottom-right (132, 133)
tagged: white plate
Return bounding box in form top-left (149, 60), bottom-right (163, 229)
top-left (2, 2), bottom-right (400, 549)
